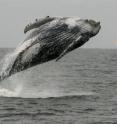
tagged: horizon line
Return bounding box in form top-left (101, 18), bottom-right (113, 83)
top-left (0, 47), bottom-right (116, 50)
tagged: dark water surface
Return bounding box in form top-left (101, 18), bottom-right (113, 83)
top-left (0, 48), bottom-right (117, 124)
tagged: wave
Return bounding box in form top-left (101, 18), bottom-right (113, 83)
top-left (0, 69), bottom-right (96, 99)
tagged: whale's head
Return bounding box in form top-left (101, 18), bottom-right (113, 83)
top-left (82, 19), bottom-right (101, 37)
top-left (65, 17), bottom-right (101, 39)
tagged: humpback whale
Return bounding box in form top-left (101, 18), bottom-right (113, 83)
top-left (0, 16), bottom-right (101, 81)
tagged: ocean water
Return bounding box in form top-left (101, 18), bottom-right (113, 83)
top-left (0, 48), bottom-right (117, 124)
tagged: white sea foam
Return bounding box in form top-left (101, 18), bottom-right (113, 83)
top-left (0, 84), bottom-right (23, 97)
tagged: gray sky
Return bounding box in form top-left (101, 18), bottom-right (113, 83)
top-left (0, 0), bottom-right (117, 48)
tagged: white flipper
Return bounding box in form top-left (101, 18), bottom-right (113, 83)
top-left (56, 36), bottom-right (82, 61)
top-left (24, 16), bottom-right (55, 33)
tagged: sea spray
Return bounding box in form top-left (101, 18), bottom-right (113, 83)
top-left (0, 37), bottom-right (38, 82)
top-left (0, 84), bottom-right (22, 97)
top-left (0, 47), bottom-right (24, 81)
top-left (0, 73), bottom-right (25, 97)
top-left (0, 69), bottom-right (96, 98)
top-left (0, 52), bottom-right (16, 81)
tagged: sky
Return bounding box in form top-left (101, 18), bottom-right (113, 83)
top-left (0, 0), bottom-right (117, 48)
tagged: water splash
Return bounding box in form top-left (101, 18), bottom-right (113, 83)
top-left (0, 36), bottom-right (39, 82)
top-left (0, 52), bottom-right (16, 81)
top-left (0, 49), bottom-right (96, 99)
top-left (0, 72), bottom-right (25, 97)
top-left (0, 84), bottom-right (23, 97)
top-left (0, 72), bottom-right (95, 98)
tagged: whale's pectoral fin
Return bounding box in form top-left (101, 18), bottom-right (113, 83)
top-left (24, 16), bottom-right (55, 33)
top-left (56, 36), bottom-right (82, 61)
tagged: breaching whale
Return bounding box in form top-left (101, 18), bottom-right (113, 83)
top-left (0, 16), bottom-right (101, 81)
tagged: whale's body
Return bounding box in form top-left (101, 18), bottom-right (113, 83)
top-left (0, 16), bottom-right (101, 81)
